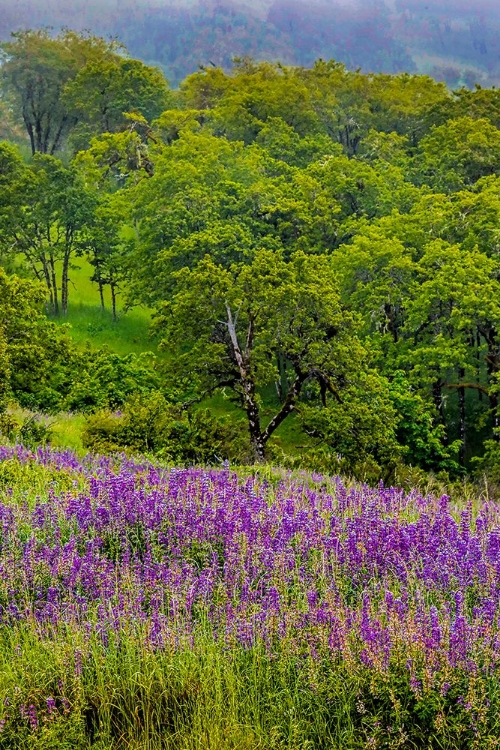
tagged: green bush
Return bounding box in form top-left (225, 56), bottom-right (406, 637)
top-left (0, 413), bottom-right (52, 448)
top-left (473, 438), bottom-right (500, 483)
top-left (0, 411), bottom-right (18, 442)
top-left (15, 346), bottom-right (159, 416)
top-left (82, 391), bottom-right (249, 465)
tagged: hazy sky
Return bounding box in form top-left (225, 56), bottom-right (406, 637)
top-left (0, 0), bottom-right (497, 14)
top-left (2, 0), bottom-right (500, 87)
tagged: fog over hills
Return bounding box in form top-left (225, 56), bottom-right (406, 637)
top-left (0, 0), bottom-right (499, 86)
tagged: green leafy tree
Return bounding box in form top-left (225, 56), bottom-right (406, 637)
top-left (0, 268), bottom-right (73, 407)
top-left (300, 371), bottom-right (403, 482)
top-left (0, 29), bottom-right (121, 154)
top-left (61, 350), bottom-right (158, 414)
top-left (387, 371), bottom-right (460, 474)
top-left (417, 117), bottom-right (500, 191)
top-left (400, 240), bottom-right (500, 464)
top-left (63, 57), bottom-right (170, 151)
top-left (73, 129), bottom-right (156, 191)
top-left (425, 86), bottom-right (500, 133)
top-left (0, 99), bottom-right (26, 144)
top-left (0, 333), bottom-right (10, 414)
top-left (0, 146), bottom-right (98, 314)
top-left (298, 61), bottom-right (373, 156)
top-left (85, 192), bottom-right (133, 320)
top-left (367, 73), bottom-right (449, 145)
top-left (155, 249), bottom-right (363, 462)
top-left (334, 229), bottom-right (416, 344)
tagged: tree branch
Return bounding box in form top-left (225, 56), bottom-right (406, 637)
top-left (445, 382), bottom-right (489, 395)
top-left (261, 369), bottom-right (308, 444)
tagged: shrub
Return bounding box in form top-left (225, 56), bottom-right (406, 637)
top-left (0, 412), bottom-right (53, 448)
top-left (82, 391), bottom-right (248, 464)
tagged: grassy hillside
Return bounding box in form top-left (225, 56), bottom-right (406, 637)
top-left (51, 258), bottom-right (154, 357)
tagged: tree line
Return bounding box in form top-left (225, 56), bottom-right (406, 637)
top-left (2, 29), bottom-right (500, 480)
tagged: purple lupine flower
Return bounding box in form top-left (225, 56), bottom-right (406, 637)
top-left (1, 444), bottom-right (500, 688)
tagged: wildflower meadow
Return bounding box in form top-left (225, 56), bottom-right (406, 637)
top-left (0, 446), bottom-right (497, 748)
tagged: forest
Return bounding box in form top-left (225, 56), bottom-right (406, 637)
top-left (2, 25), bottom-right (500, 750)
top-left (1, 28), bottom-right (500, 484)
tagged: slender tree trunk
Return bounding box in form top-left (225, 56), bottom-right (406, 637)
top-left (61, 250), bottom-right (70, 316)
top-left (225, 304), bottom-right (266, 462)
top-left (458, 367), bottom-right (466, 467)
top-left (111, 283), bottom-right (118, 322)
top-left (24, 117), bottom-right (35, 156)
top-left (24, 249), bottom-right (51, 304)
top-left (98, 280), bottom-right (105, 312)
top-left (246, 391), bottom-right (265, 462)
top-left (50, 115), bottom-right (69, 156)
top-left (34, 115), bottom-right (44, 154)
top-left (92, 257), bottom-right (106, 311)
top-left (262, 370), bottom-right (308, 446)
top-left (43, 118), bottom-right (51, 155)
top-left (40, 256), bottom-right (55, 313)
top-left (385, 303), bottom-right (399, 343)
top-left (48, 253), bottom-right (59, 316)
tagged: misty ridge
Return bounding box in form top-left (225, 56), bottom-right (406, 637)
top-left (1, 0), bottom-right (500, 86)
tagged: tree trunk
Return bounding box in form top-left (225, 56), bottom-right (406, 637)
top-left (247, 396), bottom-right (265, 462)
top-left (111, 283), bottom-right (118, 322)
top-left (99, 281), bottom-right (105, 312)
top-left (34, 115), bottom-right (44, 154)
top-left (458, 367), bottom-right (466, 467)
top-left (42, 260), bottom-right (54, 312)
top-left (48, 253), bottom-right (59, 316)
top-left (61, 250), bottom-right (70, 316)
top-left (50, 115), bottom-right (69, 156)
top-left (24, 117), bottom-right (35, 156)
top-left (385, 303), bottom-right (399, 343)
top-left (225, 304), bottom-right (265, 462)
top-left (92, 258), bottom-right (106, 311)
top-left (263, 370), bottom-right (308, 443)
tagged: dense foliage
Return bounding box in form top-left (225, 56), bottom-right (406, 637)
top-left (1, 28), bottom-right (500, 481)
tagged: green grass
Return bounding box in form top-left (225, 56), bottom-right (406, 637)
top-left (49, 413), bottom-right (88, 454)
top-left (0, 624), bottom-right (359, 750)
top-left (54, 304), bottom-right (156, 357)
top-left (50, 258), bottom-right (157, 357)
top-left (6, 406), bottom-right (87, 455)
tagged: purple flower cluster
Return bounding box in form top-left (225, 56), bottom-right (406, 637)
top-left (2, 447), bottom-right (500, 687)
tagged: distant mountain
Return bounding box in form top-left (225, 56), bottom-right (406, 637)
top-left (1, 0), bottom-right (499, 87)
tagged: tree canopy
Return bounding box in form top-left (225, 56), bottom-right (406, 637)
top-left (2, 34), bottom-right (500, 479)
